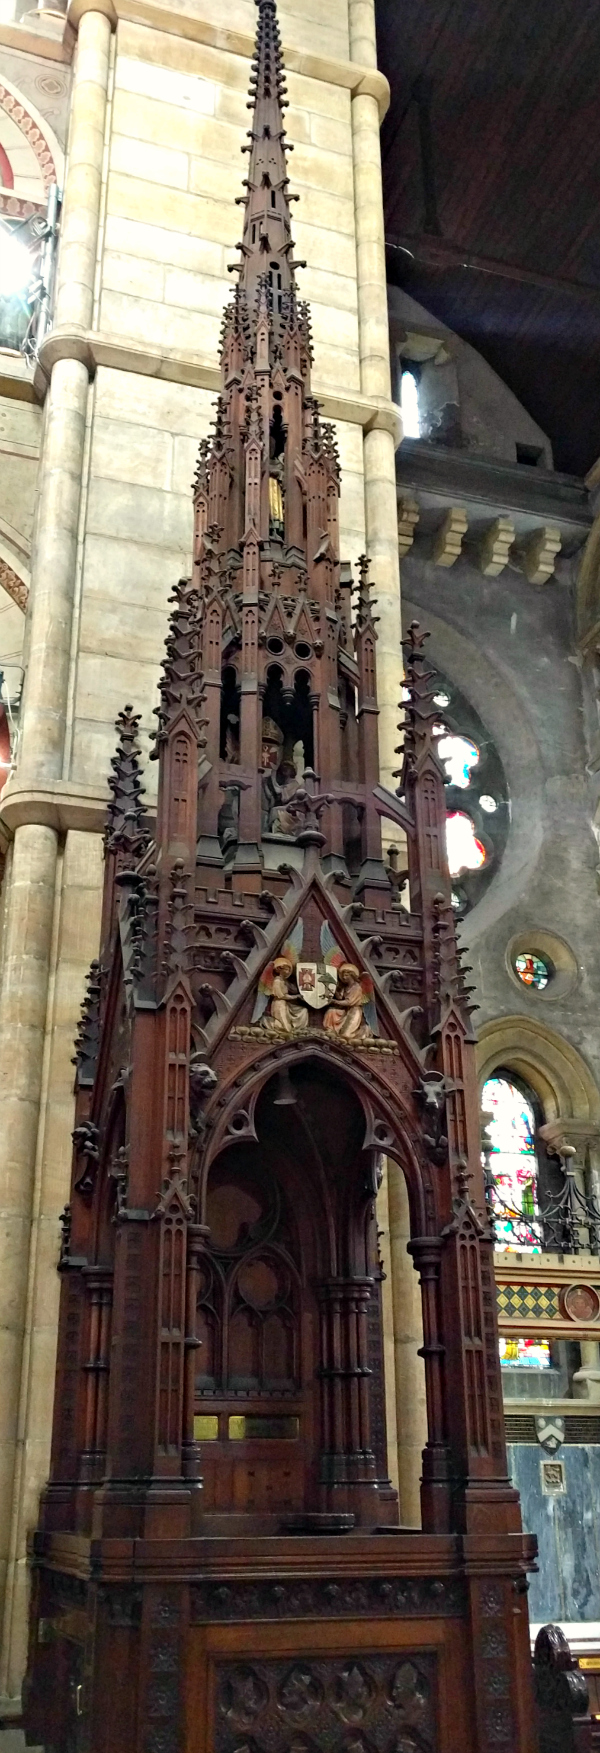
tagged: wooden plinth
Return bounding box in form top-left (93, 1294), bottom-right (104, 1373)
top-left (25, 1528), bottom-right (537, 1753)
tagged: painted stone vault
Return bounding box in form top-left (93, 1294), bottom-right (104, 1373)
top-left (24, 4), bottom-right (537, 1749)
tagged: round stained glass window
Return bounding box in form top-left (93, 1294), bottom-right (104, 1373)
top-left (515, 952), bottom-right (552, 992)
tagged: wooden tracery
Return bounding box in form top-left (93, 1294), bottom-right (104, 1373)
top-left (25, 6), bottom-right (537, 1750)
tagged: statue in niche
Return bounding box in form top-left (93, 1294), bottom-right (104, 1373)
top-left (268, 462), bottom-right (285, 539)
top-left (268, 404), bottom-right (286, 539)
top-left (268, 759), bottom-right (300, 835)
top-left (252, 922), bottom-right (309, 1036)
top-left (224, 712), bottom-right (240, 764)
top-left (261, 717), bottom-right (284, 831)
top-left (261, 718), bottom-right (303, 834)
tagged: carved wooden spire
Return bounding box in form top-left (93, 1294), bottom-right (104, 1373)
top-left (105, 705), bottom-right (146, 855)
top-left (152, 576), bottom-right (207, 866)
top-left (238, 0), bottom-right (301, 327)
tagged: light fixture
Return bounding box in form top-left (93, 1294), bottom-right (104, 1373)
top-left (272, 1067), bottom-right (297, 1106)
top-left (0, 230), bottom-right (33, 300)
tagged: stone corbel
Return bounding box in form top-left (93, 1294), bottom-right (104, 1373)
top-left (397, 495), bottom-right (419, 559)
top-left (433, 506), bottom-right (468, 568)
top-left (478, 515), bottom-right (515, 577)
top-left (521, 523), bottom-right (562, 586)
top-left (539, 1118), bottom-right (600, 1156)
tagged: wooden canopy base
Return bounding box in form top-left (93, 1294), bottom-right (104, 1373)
top-left (26, 1528), bottom-right (537, 1753)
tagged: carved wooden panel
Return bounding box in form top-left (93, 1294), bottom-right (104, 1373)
top-left (144, 1594), bottom-right (182, 1753)
top-left (214, 1652), bottom-right (437, 1753)
top-left (191, 1575), bottom-right (465, 1623)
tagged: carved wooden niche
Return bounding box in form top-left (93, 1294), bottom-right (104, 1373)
top-left (195, 1063), bottom-right (392, 1528)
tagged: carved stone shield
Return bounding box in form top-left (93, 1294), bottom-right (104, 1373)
top-left (535, 1415), bottom-right (564, 1454)
top-left (296, 963), bottom-right (337, 1009)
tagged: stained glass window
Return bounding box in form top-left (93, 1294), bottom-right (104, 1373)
top-left (437, 732), bottom-right (479, 790)
top-left (515, 952), bottom-right (551, 992)
top-left (499, 1336), bottom-right (551, 1369)
top-left (482, 1074), bottom-right (542, 1253)
top-left (446, 811), bottom-right (486, 876)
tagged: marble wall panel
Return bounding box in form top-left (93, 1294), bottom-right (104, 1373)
top-left (508, 1442), bottom-right (600, 1624)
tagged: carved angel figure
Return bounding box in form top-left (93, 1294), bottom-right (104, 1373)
top-left (251, 920), bottom-right (309, 1035)
top-left (320, 921), bottom-right (377, 1042)
top-left (323, 964), bottom-right (376, 1041)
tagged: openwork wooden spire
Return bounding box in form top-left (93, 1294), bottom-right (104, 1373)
top-left (152, 576), bottom-right (206, 748)
top-left (105, 705), bottom-right (146, 854)
top-left (237, 0), bottom-right (301, 325)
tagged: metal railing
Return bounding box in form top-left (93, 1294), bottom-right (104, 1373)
top-left (482, 1152), bottom-right (600, 1257)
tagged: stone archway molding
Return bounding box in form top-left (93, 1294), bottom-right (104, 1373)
top-left (0, 75), bottom-right (64, 201)
top-left (0, 557), bottom-right (28, 613)
top-left (477, 1013), bottom-right (600, 1124)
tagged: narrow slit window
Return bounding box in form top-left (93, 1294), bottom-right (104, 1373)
top-left (400, 367), bottom-right (420, 439)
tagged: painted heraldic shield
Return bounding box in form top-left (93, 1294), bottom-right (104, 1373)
top-left (296, 963), bottom-right (338, 1009)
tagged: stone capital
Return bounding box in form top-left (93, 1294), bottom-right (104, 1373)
top-left (67, 0), bottom-right (116, 26)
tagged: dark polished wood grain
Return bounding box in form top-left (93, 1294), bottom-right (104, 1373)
top-left (24, 5), bottom-right (538, 1749)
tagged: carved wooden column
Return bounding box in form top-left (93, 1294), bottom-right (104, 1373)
top-left (79, 1267), bottom-right (113, 1484)
top-left (406, 1237), bottom-right (451, 1534)
top-left (181, 1224), bottom-right (208, 1485)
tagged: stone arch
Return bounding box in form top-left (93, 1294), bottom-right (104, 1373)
top-left (0, 75), bottom-right (64, 215)
top-left (0, 556), bottom-right (28, 614)
top-left (476, 1013), bottom-right (600, 1124)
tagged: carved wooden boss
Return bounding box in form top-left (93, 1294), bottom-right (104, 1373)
top-left (25, 6), bottom-right (537, 1749)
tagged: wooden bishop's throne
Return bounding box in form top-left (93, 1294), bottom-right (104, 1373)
top-left (24, 5), bottom-right (538, 1748)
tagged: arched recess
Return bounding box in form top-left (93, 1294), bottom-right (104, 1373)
top-left (477, 1014), bottom-right (600, 1125)
top-left (0, 75), bottom-right (64, 214)
top-left (193, 1051), bottom-right (431, 1530)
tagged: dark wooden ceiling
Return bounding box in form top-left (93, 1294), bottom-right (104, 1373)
top-left (376, 0), bottom-right (600, 476)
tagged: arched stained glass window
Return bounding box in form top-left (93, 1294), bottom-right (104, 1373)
top-left (400, 367), bottom-right (420, 438)
top-left (481, 1074), bottom-right (543, 1253)
top-left (482, 1074), bottom-right (550, 1368)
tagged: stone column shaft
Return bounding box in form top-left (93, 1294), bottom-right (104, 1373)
top-left (53, 8), bottom-right (111, 333)
top-left (387, 1162), bottom-right (428, 1526)
top-left (0, 6), bottom-right (112, 1702)
top-left (20, 7), bottom-right (111, 784)
top-left (348, 2), bottom-right (402, 791)
top-left (0, 826), bottom-right (58, 1629)
top-left (349, 1), bottom-right (408, 1492)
